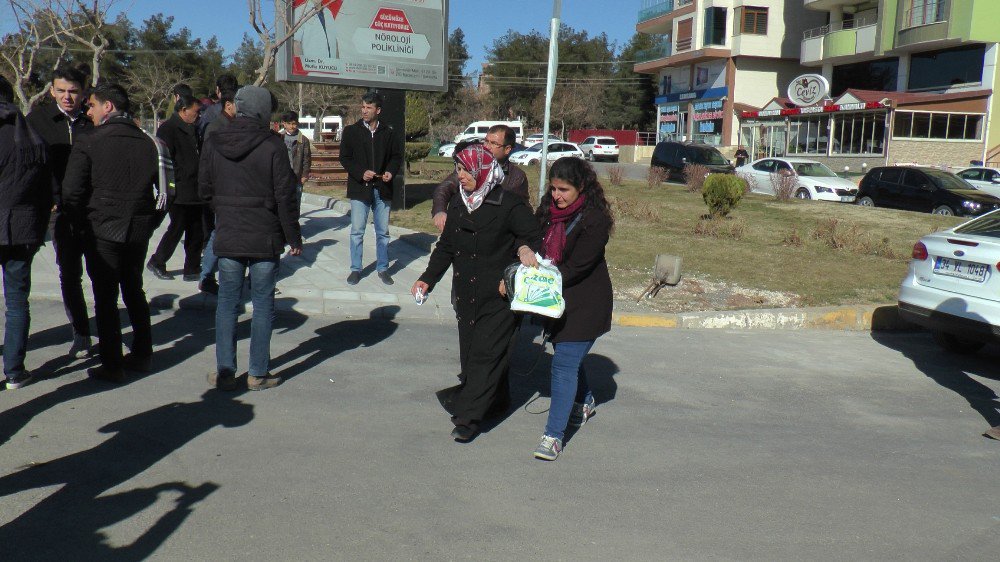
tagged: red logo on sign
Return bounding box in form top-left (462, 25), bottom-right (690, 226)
top-left (371, 8), bottom-right (413, 33)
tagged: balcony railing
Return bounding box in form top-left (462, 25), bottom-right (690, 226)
top-left (635, 40), bottom-right (674, 63)
top-left (638, 0), bottom-right (693, 23)
top-left (803, 12), bottom-right (879, 40)
top-left (903, 0), bottom-right (948, 29)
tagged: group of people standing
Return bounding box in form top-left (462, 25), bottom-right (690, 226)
top-left (0, 67), bottom-right (305, 391)
top-left (0, 67), bottom-right (614, 461)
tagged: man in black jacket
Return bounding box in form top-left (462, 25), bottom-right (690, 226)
top-left (63, 83), bottom-right (162, 383)
top-left (26, 64), bottom-right (94, 359)
top-left (0, 77), bottom-right (55, 389)
top-left (338, 91), bottom-right (402, 286)
top-left (199, 85), bottom-right (302, 391)
top-left (147, 93), bottom-right (204, 281)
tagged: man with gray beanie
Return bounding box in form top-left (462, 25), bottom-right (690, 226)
top-left (199, 85), bottom-right (302, 391)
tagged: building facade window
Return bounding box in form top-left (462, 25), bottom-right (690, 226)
top-left (691, 99), bottom-right (724, 145)
top-left (905, 0), bottom-right (948, 29)
top-left (831, 58), bottom-right (899, 97)
top-left (831, 112), bottom-right (887, 155)
top-left (736, 6), bottom-right (767, 35)
top-left (704, 7), bottom-right (726, 46)
top-left (893, 111), bottom-right (984, 140)
top-left (787, 116), bottom-right (828, 155)
top-left (907, 44), bottom-right (985, 91)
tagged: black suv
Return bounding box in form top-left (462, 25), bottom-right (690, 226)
top-left (856, 166), bottom-right (1000, 216)
top-left (651, 141), bottom-right (735, 182)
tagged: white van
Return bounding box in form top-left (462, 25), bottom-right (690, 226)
top-left (454, 120), bottom-right (524, 144)
top-left (299, 115), bottom-right (344, 141)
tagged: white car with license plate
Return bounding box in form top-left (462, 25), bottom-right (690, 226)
top-left (579, 136), bottom-right (620, 162)
top-left (735, 157), bottom-right (859, 202)
top-left (437, 143), bottom-right (456, 158)
top-left (956, 167), bottom-right (1000, 198)
top-left (508, 142), bottom-right (584, 166)
top-left (898, 210), bottom-right (1000, 353)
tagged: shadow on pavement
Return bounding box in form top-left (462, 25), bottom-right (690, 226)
top-left (871, 299), bottom-right (1000, 432)
top-left (269, 305), bottom-right (400, 382)
top-left (0, 390), bottom-right (253, 559)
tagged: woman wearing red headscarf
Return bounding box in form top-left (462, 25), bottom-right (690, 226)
top-left (531, 157), bottom-right (614, 461)
top-left (412, 142), bottom-right (541, 442)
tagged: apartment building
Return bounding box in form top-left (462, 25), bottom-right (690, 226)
top-left (633, 0), bottom-right (825, 148)
top-left (740, 0), bottom-right (1000, 169)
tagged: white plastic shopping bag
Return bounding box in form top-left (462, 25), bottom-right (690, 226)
top-left (510, 255), bottom-right (565, 318)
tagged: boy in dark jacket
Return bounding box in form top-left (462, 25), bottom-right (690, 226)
top-left (338, 91), bottom-right (402, 286)
top-left (0, 77), bottom-right (55, 389)
top-left (199, 85), bottom-right (302, 391)
top-left (62, 83), bottom-right (163, 383)
top-left (147, 93), bottom-right (204, 281)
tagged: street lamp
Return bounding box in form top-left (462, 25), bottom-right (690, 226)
top-left (538, 0), bottom-right (562, 203)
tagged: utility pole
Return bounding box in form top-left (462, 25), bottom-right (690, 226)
top-left (538, 0), bottom-right (562, 203)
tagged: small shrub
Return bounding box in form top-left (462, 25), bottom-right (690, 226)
top-left (701, 173), bottom-right (746, 217)
top-left (404, 142), bottom-right (432, 173)
top-left (736, 171), bottom-right (758, 194)
top-left (811, 218), bottom-right (901, 259)
top-left (683, 164), bottom-right (710, 193)
top-left (782, 229), bottom-right (803, 247)
top-left (613, 197), bottom-right (661, 222)
top-left (607, 165), bottom-right (625, 186)
top-left (693, 216), bottom-right (747, 240)
top-left (647, 165), bottom-right (667, 188)
top-left (770, 172), bottom-right (797, 201)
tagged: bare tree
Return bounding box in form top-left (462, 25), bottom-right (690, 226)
top-left (0, 0), bottom-right (72, 112)
top-left (46, 0), bottom-right (114, 86)
top-left (247, 0), bottom-right (323, 86)
top-left (124, 60), bottom-right (191, 133)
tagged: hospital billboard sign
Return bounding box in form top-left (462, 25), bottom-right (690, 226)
top-left (276, 0), bottom-right (448, 92)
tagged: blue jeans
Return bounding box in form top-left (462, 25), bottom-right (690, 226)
top-left (544, 340), bottom-right (596, 441)
top-left (349, 192), bottom-right (390, 273)
top-left (1, 245), bottom-right (36, 379)
top-left (200, 230), bottom-right (218, 283)
top-left (215, 256), bottom-right (278, 377)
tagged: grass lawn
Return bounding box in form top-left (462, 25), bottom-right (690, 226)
top-left (309, 159), bottom-right (962, 311)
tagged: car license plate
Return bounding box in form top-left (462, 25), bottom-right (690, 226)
top-left (933, 257), bottom-right (990, 282)
top-left (839, 196), bottom-right (854, 202)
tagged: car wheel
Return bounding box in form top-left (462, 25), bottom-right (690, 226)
top-left (611, 156), bottom-right (619, 163)
top-left (795, 188), bottom-right (811, 200)
top-left (857, 196), bottom-right (875, 207)
top-left (932, 331), bottom-right (986, 354)
top-left (932, 205), bottom-right (954, 216)
top-left (585, 151), bottom-right (592, 161)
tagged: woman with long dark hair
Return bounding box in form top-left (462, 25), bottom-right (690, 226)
top-left (532, 157), bottom-right (614, 460)
top-left (412, 143), bottom-right (541, 442)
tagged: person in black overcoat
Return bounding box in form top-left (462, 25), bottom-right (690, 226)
top-left (412, 143), bottom-right (541, 442)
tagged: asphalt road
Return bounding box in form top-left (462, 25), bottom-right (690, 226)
top-left (2, 301), bottom-right (1000, 560)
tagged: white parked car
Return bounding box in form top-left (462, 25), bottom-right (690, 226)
top-left (735, 157), bottom-right (859, 202)
top-left (438, 143), bottom-right (456, 158)
top-left (898, 210), bottom-right (1000, 354)
top-left (508, 142), bottom-right (584, 166)
top-left (956, 167), bottom-right (1000, 198)
top-left (523, 133), bottom-right (562, 148)
top-left (579, 136), bottom-right (620, 162)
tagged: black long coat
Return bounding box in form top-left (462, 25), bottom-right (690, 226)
top-left (156, 113), bottom-right (201, 205)
top-left (419, 186), bottom-right (541, 425)
top-left (543, 210), bottom-right (614, 343)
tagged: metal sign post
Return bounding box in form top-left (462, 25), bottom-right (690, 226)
top-left (539, 0), bottom-right (562, 203)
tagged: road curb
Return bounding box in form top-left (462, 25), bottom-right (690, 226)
top-left (614, 303), bottom-right (913, 331)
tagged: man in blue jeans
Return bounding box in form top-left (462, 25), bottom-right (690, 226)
top-left (0, 77), bottom-right (54, 389)
top-left (199, 85), bottom-right (301, 391)
top-left (338, 91), bottom-right (402, 285)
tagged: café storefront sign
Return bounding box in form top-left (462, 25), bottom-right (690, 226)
top-left (787, 74), bottom-right (830, 107)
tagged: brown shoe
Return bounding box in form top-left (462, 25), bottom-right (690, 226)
top-left (207, 371), bottom-right (238, 391)
top-left (247, 373), bottom-right (282, 391)
top-left (985, 426), bottom-right (1000, 440)
top-left (88, 365), bottom-right (125, 384)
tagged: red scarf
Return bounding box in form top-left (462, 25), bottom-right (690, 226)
top-left (542, 195), bottom-right (586, 265)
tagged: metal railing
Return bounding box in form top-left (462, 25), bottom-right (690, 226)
top-left (635, 40), bottom-right (674, 63)
top-left (637, 131), bottom-right (657, 146)
top-left (903, 0), bottom-right (948, 28)
top-left (638, 0), bottom-right (693, 23)
top-left (803, 12), bottom-right (879, 40)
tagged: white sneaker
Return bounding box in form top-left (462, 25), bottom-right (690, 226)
top-left (533, 435), bottom-right (562, 461)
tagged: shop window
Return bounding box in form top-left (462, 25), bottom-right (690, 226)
top-left (908, 44), bottom-right (985, 91)
top-left (788, 116), bottom-right (828, 155)
top-left (893, 111), bottom-right (984, 140)
top-left (832, 112), bottom-right (887, 155)
top-left (704, 7), bottom-right (726, 46)
top-left (736, 6), bottom-right (768, 35)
